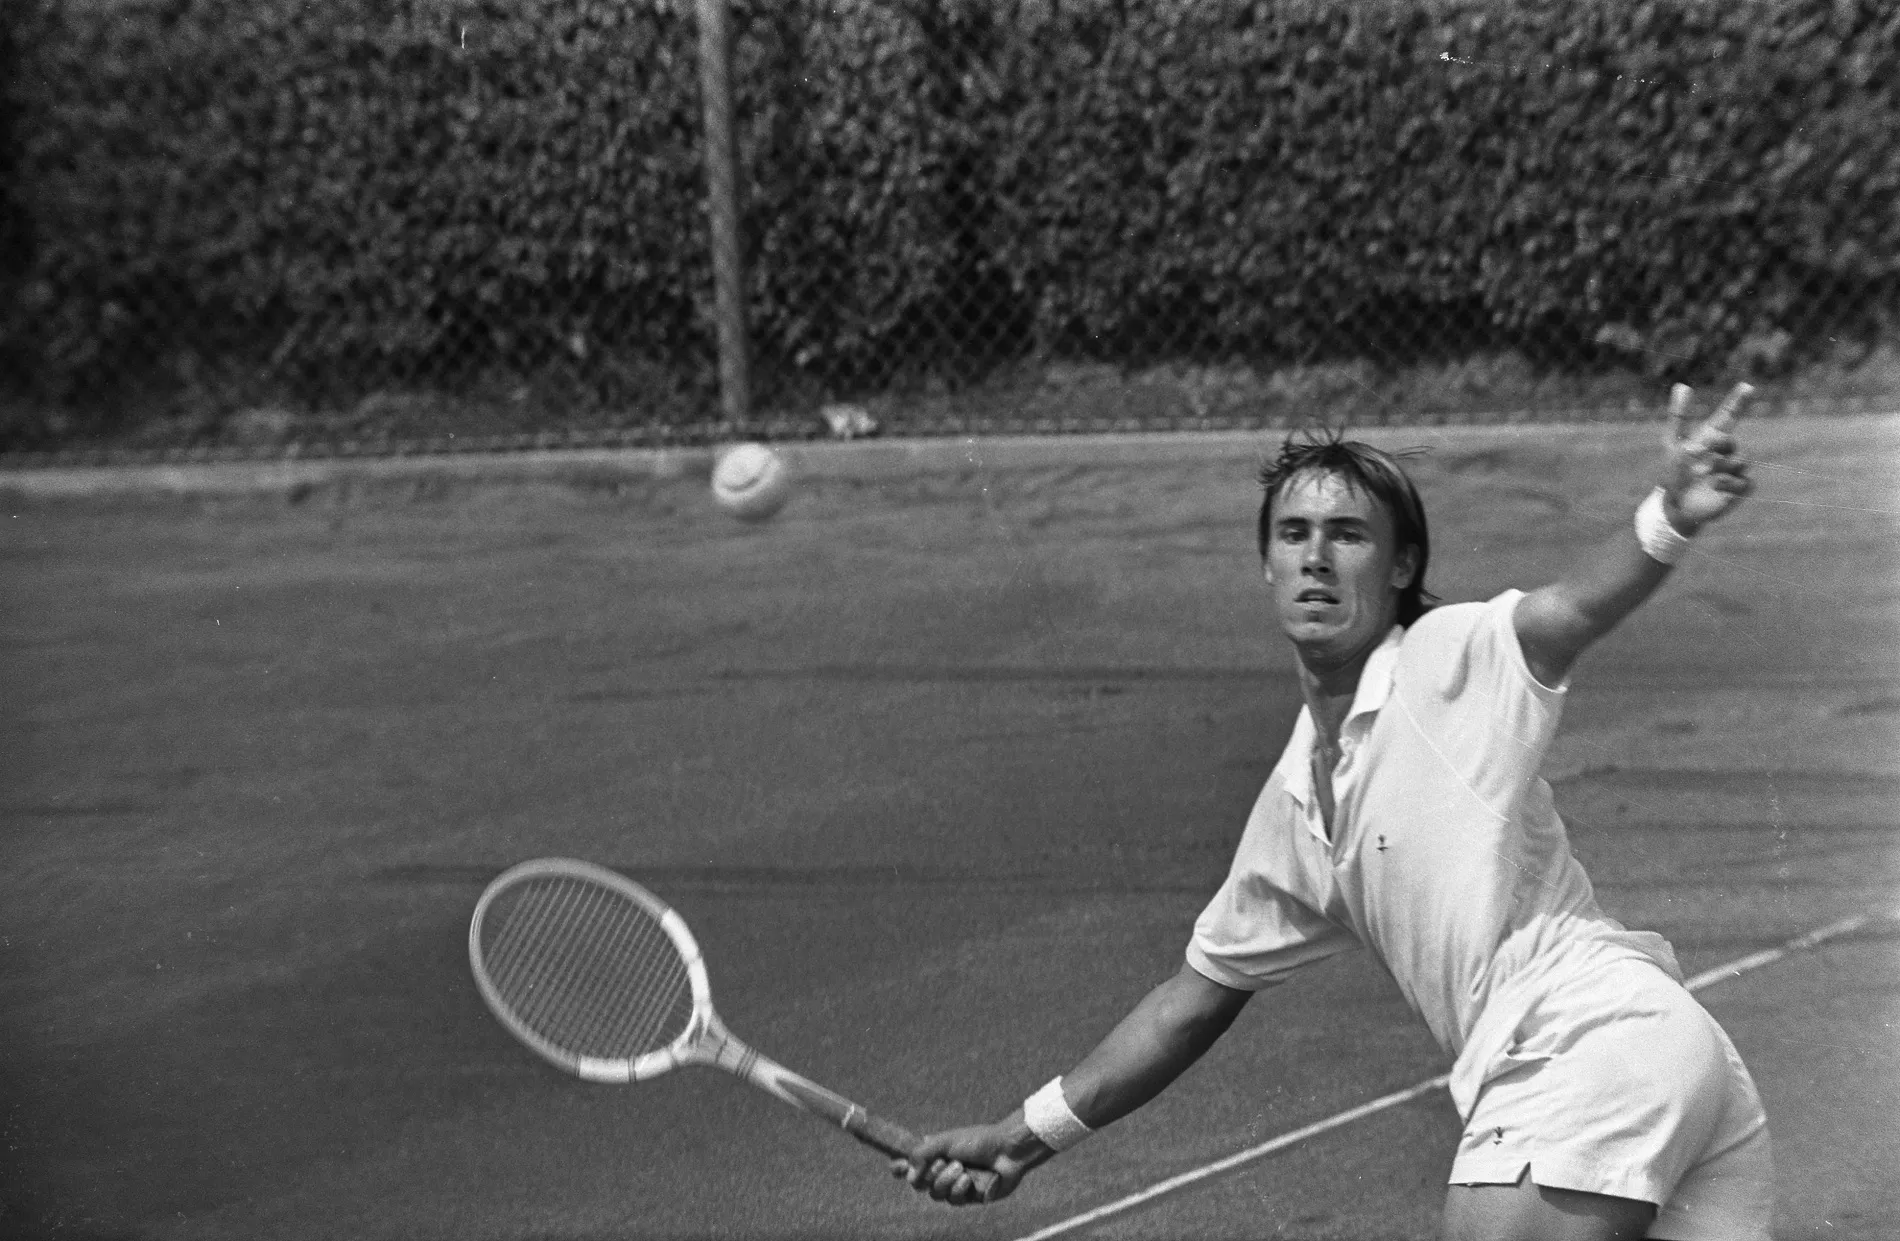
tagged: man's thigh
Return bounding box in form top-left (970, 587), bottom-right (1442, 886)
top-left (1443, 1172), bottom-right (1655, 1241)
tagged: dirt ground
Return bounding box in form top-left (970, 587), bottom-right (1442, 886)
top-left (1, 415), bottom-right (1895, 1240)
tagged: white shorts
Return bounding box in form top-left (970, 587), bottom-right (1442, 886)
top-left (1449, 959), bottom-right (1773, 1241)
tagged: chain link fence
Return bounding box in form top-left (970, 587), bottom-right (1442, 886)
top-left (3, 0), bottom-right (1897, 461)
top-left (741, 0), bottom-right (1899, 436)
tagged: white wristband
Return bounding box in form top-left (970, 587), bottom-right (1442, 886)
top-left (1022, 1077), bottom-right (1092, 1152)
top-left (1634, 488), bottom-right (1693, 566)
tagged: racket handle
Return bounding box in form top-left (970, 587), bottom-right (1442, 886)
top-left (769, 1076), bottom-right (913, 1157)
top-left (717, 1031), bottom-right (1004, 1199)
top-left (770, 1079), bottom-right (908, 1155)
top-left (770, 1073), bottom-right (1003, 1198)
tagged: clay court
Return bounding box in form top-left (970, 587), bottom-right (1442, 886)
top-left (2, 416), bottom-right (1895, 1240)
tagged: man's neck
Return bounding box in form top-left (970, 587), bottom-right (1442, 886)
top-left (1294, 630), bottom-right (1387, 742)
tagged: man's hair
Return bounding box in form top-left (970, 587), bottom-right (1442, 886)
top-left (1256, 429), bottom-right (1438, 628)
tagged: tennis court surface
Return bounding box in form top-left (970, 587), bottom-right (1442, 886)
top-left (2, 416), bottom-right (1895, 1240)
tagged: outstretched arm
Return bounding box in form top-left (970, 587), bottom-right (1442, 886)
top-left (896, 961), bottom-right (1253, 1205)
top-left (1514, 383), bottom-right (1756, 688)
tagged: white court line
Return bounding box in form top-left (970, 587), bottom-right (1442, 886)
top-left (1009, 908), bottom-right (1889, 1241)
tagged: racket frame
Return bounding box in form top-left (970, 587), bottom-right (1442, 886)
top-left (470, 857), bottom-right (923, 1162)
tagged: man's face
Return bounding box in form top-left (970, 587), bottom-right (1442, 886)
top-left (1263, 470), bottom-right (1417, 663)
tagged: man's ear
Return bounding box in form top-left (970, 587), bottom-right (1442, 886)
top-left (1390, 545), bottom-right (1419, 592)
top-left (1262, 559), bottom-right (1276, 587)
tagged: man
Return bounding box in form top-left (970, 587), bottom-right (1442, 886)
top-left (897, 385), bottom-right (1769, 1241)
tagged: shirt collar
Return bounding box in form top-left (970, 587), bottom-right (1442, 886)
top-left (1346, 622), bottom-right (1404, 721)
top-left (1276, 623), bottom-right (1405, 808)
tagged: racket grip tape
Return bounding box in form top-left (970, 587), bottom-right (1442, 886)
top-left (778, 1079), bottom-right (1002, 1198)
top-left (842, 1108), bottom-right (922, 1160)
top-left (778, 1077), bottom-right (917, 1157)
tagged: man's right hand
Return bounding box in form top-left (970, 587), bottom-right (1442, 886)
top-left (891, 1117), bottom-right (1052, 1206)
top-left (891, 965), bottom-right (1250, 1208)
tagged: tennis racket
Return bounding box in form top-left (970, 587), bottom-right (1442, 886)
top-left (469, 857), bottom-right (992, 1192)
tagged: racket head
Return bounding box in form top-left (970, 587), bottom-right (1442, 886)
top-left (469, 858), bottom-right (711, 1083)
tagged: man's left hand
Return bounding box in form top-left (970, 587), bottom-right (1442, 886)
top-left (1661, 382), bottom-right (1756, 534)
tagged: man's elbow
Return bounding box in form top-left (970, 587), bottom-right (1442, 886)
top-left (1155, 967), bottom-right (1251, 1051)
top-left (1517, 589), bottom-right (1602, 686)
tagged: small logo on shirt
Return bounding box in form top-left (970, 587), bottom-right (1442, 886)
top-left (1376, 835), bottom-right (1390, 853)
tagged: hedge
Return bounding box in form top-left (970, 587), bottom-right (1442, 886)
top-left (6, 0), bottom-right (712, 421)
top-left (4, 0), bottom-right (1898, 433)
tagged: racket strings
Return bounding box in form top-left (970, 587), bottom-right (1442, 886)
top-left (494, 880), bottom-right (691, 1057)
top-left (480, 875), bottom-right (695, 1060)
top-left (554, 884), bottom-right (690, 1055)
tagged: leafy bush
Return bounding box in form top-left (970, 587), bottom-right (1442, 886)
top-left (901, 0), bottom-right (1900, 377)
top-left (6, 0), bottom-right (1897, 437)
top-left (8, 0), bottom-right (711, 429)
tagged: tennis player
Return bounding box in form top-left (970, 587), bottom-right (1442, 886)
top-left (897, 385), bottom-right (1770, 1241)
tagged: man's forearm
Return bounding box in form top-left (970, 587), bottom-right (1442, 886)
top-left (1555, 525), bottom-right (1673, 637)
top-left (971, 965), bottom-right (1253, 1181)
top-left (1515, 384), bottom-right (1754, 688)
top-left (1058, 965), bottom-right (1252, 1130)
top-left (1514, 518), bottom-right (1675, 689)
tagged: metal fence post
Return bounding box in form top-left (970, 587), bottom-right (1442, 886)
top-left (695, 0), bottom-right (750, 425)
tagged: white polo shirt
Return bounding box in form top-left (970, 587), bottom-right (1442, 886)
top-left (1187, 590), bottom-right (1682, 1119)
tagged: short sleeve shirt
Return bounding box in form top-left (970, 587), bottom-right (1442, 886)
top-left (1187, 591), bottom-right (1680, 1117)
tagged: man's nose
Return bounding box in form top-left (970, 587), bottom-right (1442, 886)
top-left (1302, 537), bottom-right (1332, 572)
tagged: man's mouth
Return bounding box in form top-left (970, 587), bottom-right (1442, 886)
top-left (1295, 589), bottom-right (1338, 605)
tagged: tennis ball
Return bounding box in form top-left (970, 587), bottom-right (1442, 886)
top-left (710, 442), bottom-right (792, 521)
